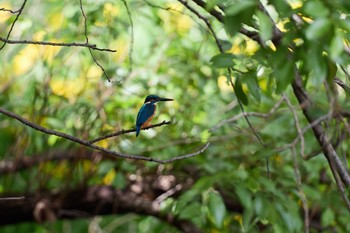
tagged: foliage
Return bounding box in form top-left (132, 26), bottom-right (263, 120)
top-left (1, 0), bottom-right (350, 232)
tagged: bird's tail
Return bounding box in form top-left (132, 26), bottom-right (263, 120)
top-left (136, 126), bottom-right (141, 137)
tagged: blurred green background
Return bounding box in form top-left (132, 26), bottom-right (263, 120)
top-left (1, 0), bottom-right (350, 232)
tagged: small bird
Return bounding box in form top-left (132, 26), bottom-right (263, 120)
top-left (135, 94), bottom-right (173, 137)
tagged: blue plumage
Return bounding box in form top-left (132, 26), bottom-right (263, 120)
top-left (135, 95), bottom-right (173, 137)
top-left (136, 103), bottom-right (156, 137)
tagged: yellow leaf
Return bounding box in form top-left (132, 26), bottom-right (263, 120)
top-left (12, 45), bottom-right (40, 76)
top-left (245, 39), bottom-right (260, 55)
top-left (110, 38), bottom-right (129, 63)
top-left (48, 12), bottom-right (64, 31)
top-left (288, 0), bottom-right (303, 9)
top-left (82, 160), bottom-right (92, 172)
top-left (103, 169), bottom-right (116, 185)
top-left (87, 66), bottom-right (103, 83)
top-left (159, 3), bottom-right (193, 34)
top-left (266, 40), bottom-right (276, 51)
top-left (0, 3), bottom-right (12, 23)
top-left (227, 38), bottom-right (259, 55)
top-left (176, 15), bottom-right (193, 34)
top-left (259, 78), bottom-right (268, 92)
top-left (234, 214), bottom-right (243, 226)
top-left (50, 77), bottom-right (85, 102)
top-left (103, 3), bottom-right (120, 18)
top-left (217, 75), bottom-right (231, 92)
top-left (96, 139), bottom-right (108, 148)
top-left (276, 19), bottom-right (289, 32)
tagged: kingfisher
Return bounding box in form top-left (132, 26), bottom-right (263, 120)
top-left (135, 94), bottom-right (173, 137)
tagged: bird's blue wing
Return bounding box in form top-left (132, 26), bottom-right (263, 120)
top-left (136, 103), bottom-right (156, 127)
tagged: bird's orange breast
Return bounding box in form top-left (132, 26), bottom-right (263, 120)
top-left (141, 107), bottom-right (156, 129)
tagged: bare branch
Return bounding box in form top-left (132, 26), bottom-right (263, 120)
top-left (177, 0), bottom-right (266, 161)
top-left (161, 142), bottom-right (210, 163)
top-left (119, 0), bottom-right (134, 82)
top-left (211, 96), bottom-right (284, 131)
top-left (0, 0), bottom-right (28, 51)
top-left (0, 7), bottom-right (20, 14)
top-left (0, 107), bottom-right (209, 164)
top-left (292, 72), bottom-right (350, 187)
top-left (88, 120), bottom-right (171, 144)
top-left (284, 94), bottom-right (305, 158)
top-left (329, 159), bottom-right (350, 212)
top-left (177, 0), bottom-right (223, 52)
top-left (190, 0), bottom-right (264, 45)
top-left (0, 185), bottom-right (203, 233)
top-left (291, 146), bottom-right (310, 233)
top-left (78, 0), bottom-right (113, 83)
top-left (0, 36), bottom-right (116, 52)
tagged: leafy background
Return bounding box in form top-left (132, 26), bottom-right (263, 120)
top-left (1, 0), bottom-right (350, 232)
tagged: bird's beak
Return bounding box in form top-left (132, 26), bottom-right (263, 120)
top-left (159, 97), bottom-right (174, 102)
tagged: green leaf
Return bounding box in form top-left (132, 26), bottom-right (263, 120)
top-left (329, 32), bottom-right (344, 61)
top-left (306, 46), bottom-right (328, 83)
top-left (200, 129), bottom-right (211, 143)
top-left (47, 135), bottom-right (59, 146)
top-left (327, 59), bottom-right (337, 86)
top-left (305, 18), bottom-right (332, 40)
top-left (321, 208), bottom-right (335, 226)
top-left (178, 202), bottom-right (202, 220)
top-left (304, 1), bottom-right (330, 18)
top-left (224, 1), bottom-right (257, 36)
top-left (218, 39), bottom-right (233, 51)
top-left (275, 60), bottom-right (294, 93)
top-left (234, 77), bottom-right (248, 105)
top-left (207, 190), bottom-right (227, 229)
top-left (210, 53), bottom-right (235, 68)
top-left (235, 187), bottom-right (252, 209)
top-left (243, 70), bottom-right (261, 102)
top-left (256, 10), bottom-right (273, 42)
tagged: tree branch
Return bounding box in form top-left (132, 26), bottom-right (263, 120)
top-left (0, 0), bottom-right (28, 51)
top-left (291, 73), bottom-right (350, 186)
top-left (88, 120), bottom-right (171, 144)
top-left (0, 7), bottom-right (20, 14)
top-left (0, 107), bottom-right (209, 164)
top-left (0, 185), bottom-right (203, 233)
top-left (79, 0), bottom-right (114, 83)
top-left (0, 37), bottom-right (116, 52)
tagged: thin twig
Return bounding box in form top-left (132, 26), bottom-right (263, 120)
top-left (177, 0), bottom-right (223, 52)
top-left (329, 158), bottom-right (350, 212)
top-left (276, 114), bottom-right (330, 154)
top-left (0, 7), bottom-right (20, 14)
top-left (88, 120), bottom-right (171, 144)
top-left (0, 0), bottom-right (28, 51)
top-left (211, 96), bottom-right (284, 131)
top-left (119, 0), bottom-right (134, 82)
top-left (178, 0), bottom-right (268, 175)
top-left (161, 142), bottom-right (210, 163)
top-left (190, 0), bottom-right (263, 44)
top-left (0, 107), bottom-right (209, 164)
top-left (292, 73), bottom-right (350, 187)
top-left (0, 37), bottom-right (116, 52)
top-left (284, 94), bottom-right (305, 158)
top-left (291, 146), bottom-right (310, 233)
top-left (0, 196), bottom-right (25, 200)
top-left (78, 0), bottom-right (113, 82)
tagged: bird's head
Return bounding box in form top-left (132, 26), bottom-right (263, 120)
top-left (144, 94), bottom-right (173, 103)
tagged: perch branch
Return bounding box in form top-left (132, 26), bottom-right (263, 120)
top-left (88, 121), bottom-right (171, 144)
top-left (0, 107), bottom-right (209, 164)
